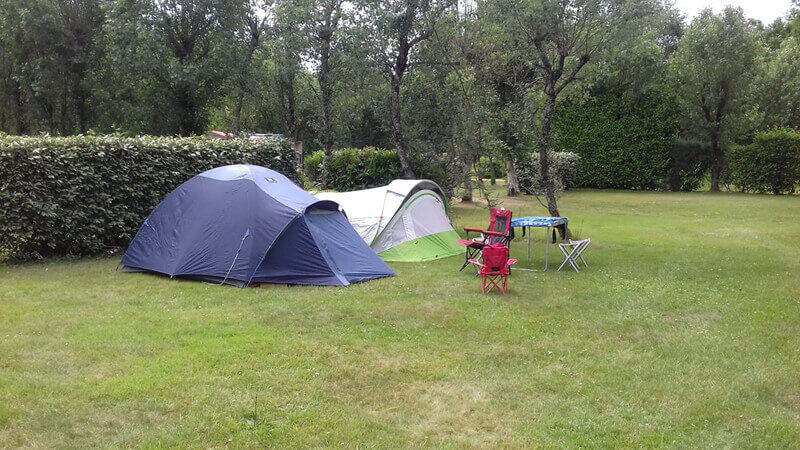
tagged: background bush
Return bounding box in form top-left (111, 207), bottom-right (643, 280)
top-left (304, 150), bottom-right (325, 183)
top-left (477, 156), bottom-right (504, 181)
top-left (0, 134), bottom-right (296, 260)
top-left (555, 86), bottom-right (679, 190)
top-left (728, 128), bottom-right (800, 194)
top-left (409, 149), bottom-right (459, 198)
top-left (516, 151), bottom-right (580, 195)
top-left (306, 147), bottom-right (402, 191)
top-left (667, 139), bottom-right (710, 191)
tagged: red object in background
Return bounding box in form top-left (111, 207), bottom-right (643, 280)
top-left (209, 130), bottom-right (234, 139)
top-left (468, 246), bottom-right (517, 294)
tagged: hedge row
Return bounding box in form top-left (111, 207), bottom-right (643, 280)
top-left (305, 147), bottom-right (402, 190)
top-left (0, 135), bottom-right (296, 260)
top-left (728, 128), bottom-right (800, 194)
top-left (555, 87), bottom-right (679, 190)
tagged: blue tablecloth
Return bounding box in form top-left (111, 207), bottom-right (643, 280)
top-left (511, 216), bottom-right (568, 228)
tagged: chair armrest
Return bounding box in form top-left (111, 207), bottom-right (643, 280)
top-left (467, 259), bottom-right (485, 268)
top-left (464, 227), bottom-right (484, 233)
top-left (507, 259), bottom-right (518, 266)
top-left (481, 229), bottom-right (506, 237)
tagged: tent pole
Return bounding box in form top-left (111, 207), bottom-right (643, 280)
top-left (221, 229), bottom-right (250, 287)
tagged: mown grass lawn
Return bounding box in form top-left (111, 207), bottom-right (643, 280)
top-left (1, 189), bottom-right (799, 447)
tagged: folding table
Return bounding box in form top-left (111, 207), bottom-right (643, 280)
top-left (510, 216), bottom-right (569, 271)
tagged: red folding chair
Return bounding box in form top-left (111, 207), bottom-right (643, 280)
top-left (457, 208), bottom-right (513, 271)
top-left (468, 246), bottom-right (517, 294)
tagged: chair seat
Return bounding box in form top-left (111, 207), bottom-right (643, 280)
top-left (457, 239), bottom-right (484, 248)
top-left (480, 268), bottom-right (510, 276)
top-left (458, 239), bottom-right (507, 249)
top-left (469, 248), bottom-right (516, 294)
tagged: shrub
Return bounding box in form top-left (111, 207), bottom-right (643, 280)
top-left (304, 150), bottom-right (324, 183)
top-left (409, 148), bottom-right (459, 198)
top-left (307, 147), bottom-right (402, 191)
top-left (667, 140), bottom-right (710, 191)
top-left (0, 134), bottom-right (296, 260)
top-left (516, 151), bottom-right (580, 195)
top-left (555, 86), bottom-right (679, 189)
top-left (728, 128), bottom-right (800, 194)
top-left (477, 156), bottom-right (504, 181)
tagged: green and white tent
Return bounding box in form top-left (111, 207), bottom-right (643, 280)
top-left (315, 180), bottom-right (462, 262)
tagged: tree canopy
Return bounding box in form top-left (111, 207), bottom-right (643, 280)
top-left (1, 0), bottom-right (799, 203)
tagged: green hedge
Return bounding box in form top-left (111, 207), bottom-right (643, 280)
top-left (728, 128), bottom-right (800, 194)
top-left (516, 151), bottom-right (580, 195)
top-left (305, 150), bottom-right (325, 183)
top-left (305, 147), bottom-right (402, 190)
top-left (555, 87), bottom-right (679, 189)
top-left (0, 134), bottom-right (296, 260)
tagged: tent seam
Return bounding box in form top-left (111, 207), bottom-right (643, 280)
top-left (244, 210), bottom-right (304, 287)
top-left (303, 212), bottom-right (350, 286)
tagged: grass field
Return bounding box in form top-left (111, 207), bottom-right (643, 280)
top-left (1, 189), bottom-right (799, 447)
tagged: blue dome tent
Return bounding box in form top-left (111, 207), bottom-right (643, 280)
top-left (120, 165), bottom-right (395, 287)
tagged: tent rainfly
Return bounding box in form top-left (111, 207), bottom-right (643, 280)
top-left (120, 164), bottom-right (395, 286)
top-left (315, 180), bottom-right (462, 262)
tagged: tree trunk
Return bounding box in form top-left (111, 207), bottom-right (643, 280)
top-left (462, 177), bottom-right (473, 202)
top-left (76, 86), bottom-right (88, 134)
top-left (496, 89), bottom-right (520, 196)
top-left (281, 73), bottom-right (298, 140)
top-left (461, 159), bottom-right (473, 202)
top-left (233, 90), bottom-right (246, 134)
top-left (390, 78), bottom-right (415, 178)
top-left (72, 61), bottom-right (89, 134)
top-left (43, 99), bottom-right (55, 136)
top-left (319, 89), bottom-right (334, 187)
top-left (14, 79), bottom-right (27, 134)
top-left (234, 29), bottom-right (260, 134)
top-left (489, 155), bottom-right (496, 185)
top-left (286, 96), bottom-right (297, 140)
top-left (319, 45), bottom-right (335, 188)
top-left (538, 91), bottom-right (561, 217)
top-left (506, 159), bottom-right (520, 196)
top-left (709, 130), bottom-right (723, 192)
top-left (177, 87), bottom-right (195, 137)
top-left (60, 76), bottom-right (70, 135)
top-left (0, 55), bottom-right (6, 131)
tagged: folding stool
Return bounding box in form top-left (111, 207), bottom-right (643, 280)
top-left (557, 238), bottom-right (591, 272)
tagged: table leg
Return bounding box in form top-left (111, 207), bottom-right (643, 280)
top-left (544, 226), bottom-right (550, 271)
top-left (526, 226), bottom-right (531, 262)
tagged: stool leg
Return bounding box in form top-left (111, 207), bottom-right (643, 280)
top-left (557, 245), bottom-right (572, 271)
top-left (558, 244), bottom-right (581, 272)
top-left (577, 241), bottom-right (589, 267)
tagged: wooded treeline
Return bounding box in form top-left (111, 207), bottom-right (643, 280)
top-left (2, 0), bottom-right (800, 208)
